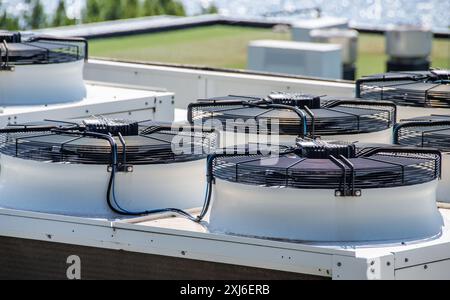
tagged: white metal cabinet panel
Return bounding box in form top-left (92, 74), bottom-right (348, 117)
top-left (332, 254), bottom-right (395, 280)
top-left (292, 17), bottom-right (349, 42)
top-left (84, 60), bottom-right (355, 110)
top-left (395, 259), bottom-right (450, 280)
top-left (248, 40), bottom-right (342, 79)
top-left (84, 60), bottom-right (206, 109)
top-left (0, 83), bottom-right (174, 127)
top-left (204, 71), bottom-right (354, 99)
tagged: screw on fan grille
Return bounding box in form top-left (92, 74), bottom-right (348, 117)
top-left (188, 93), bottom-right (396, 136)
top-left (211, 143), bottom-right (441, 194)
top-left (0, 119), bottom-right (217, 165)
top-left (394, 115), bottom-right (450, 152)
top-left (0, 31), bottom-right (88, 67)
top-left (356, 70), bottom-right (450, 108)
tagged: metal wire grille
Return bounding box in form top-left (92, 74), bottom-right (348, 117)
top-left (356, 70), bottom-right (450, 108)
top-left (394, 115), bottom-right (450, 152)
top-left (0, 120), bottom-right (217, 165)
top-left (212, 147), bottom-right (441, 190)
top-left (0, 31), bottom-right (88, 68)
top-left (188, 95), bottom-right (395, 136)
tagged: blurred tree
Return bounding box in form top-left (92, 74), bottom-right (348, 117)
top-left (123, 0), bottom-right (140, 19)
top-left (160, 0), bottom-right (185, 16)
top-left (83, 0), bottom-right (102, 23)
top-left (203, 4), bottom-right (218, 14)
top-left (143, 0), bottom-right (163, 16)
top-left (102, 0), bottom-right (122, 21)
top-left (24, 0), bottom-right (47, 29)
top-left (82, 0), bottom-right (186, 23)
top-left (0, 1), bottom-right (20, 30)
top-left (52, 0), bottom-right (76, 27)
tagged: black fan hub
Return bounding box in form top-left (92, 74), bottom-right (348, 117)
top-left (0, 31), bottom-right (21, 43)
top-left (295, 139), bottom-right (357, 159)
top-left (83, 119), bottom-right (139, 136)
top-left (267, 92), bottom-right (321, 109)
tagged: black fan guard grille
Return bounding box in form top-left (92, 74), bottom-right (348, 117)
top-left (212, 146), bottom-right (441, 190)
top-left (356, 70), bottom-right (450, 108)
top-left (0, 32), bottom-right (88, 69)
top-left (0, 122), bottom-right (217, 165)
top-left (394, 116), bottom-right (450, 152)
top-left (188, 96), bottom-right (396, 136)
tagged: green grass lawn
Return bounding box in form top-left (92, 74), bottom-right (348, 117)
top-left (90, 25), bottom-right (450, 79)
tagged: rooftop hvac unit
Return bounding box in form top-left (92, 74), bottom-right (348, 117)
top-left (0, 31), bottom-right (88, 106)
top-left (247, 40), bottom-right (342, 79)
top-left (385, 25), bottom-right (433, 72)
top-left (205, 141), bottom-right (443, 242)
top-left (394, 115), bottom-right (450, 203)
top-left (310, 28), bottom-right (359, 80)
top-left (291, 17), bottom-right (349, 42)
top-left (356, 70), bottom-right (450, 120)
top-left (0, 118), bottom-right (217, 217)
top-left (188, 92), bottom-right (396, 147)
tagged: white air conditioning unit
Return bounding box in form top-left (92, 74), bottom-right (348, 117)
top-left (0, 118), bottom-right (217, 217)
top-left (0, 31), bottom-right (175, 127)
top-left (291, 17), bottom-right (348, 42)
top-left (206, 141), bottom-right (443, 242)
top-left (248, 40), bottom-right (342, 79)
top-left (188, 92), bottom-right (396, 147)
top-left (394, 115), bottom-right (450, 203)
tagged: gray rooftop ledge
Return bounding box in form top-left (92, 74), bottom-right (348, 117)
top-left (35, 14), bottom-right (450, 39)
top-left (35, 14), bottom-right (283, 39)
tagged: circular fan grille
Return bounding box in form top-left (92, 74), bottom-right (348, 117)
top-left (212, 142), bottom-right (441, 190)
top-left (188, 93), bottom-right (396, 136)
top-left (356, 70), bottom-right (450, 108)
top-left (394, 115), bottom-right (450, 152)
top-left (0, 31), bottom-right (87, 69)
top-left (0, 119), bottom-right (217, 165)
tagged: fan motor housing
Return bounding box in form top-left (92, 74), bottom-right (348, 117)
top-left (394, 115), bottom-right (450, 203)
top-left (0, 119), bottom-right (217, 217)
top-left (0, 31), bottom-right (87, 106)
top-left (207, 143), bottom-right (443, 242)
top-left (189, 93), bottom-right (396, 147)
top-left (83, 119), bottom-right (139, 136)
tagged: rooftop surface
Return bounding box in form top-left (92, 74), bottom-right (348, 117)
top-left (88, 25), bottom-right (450, 79)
